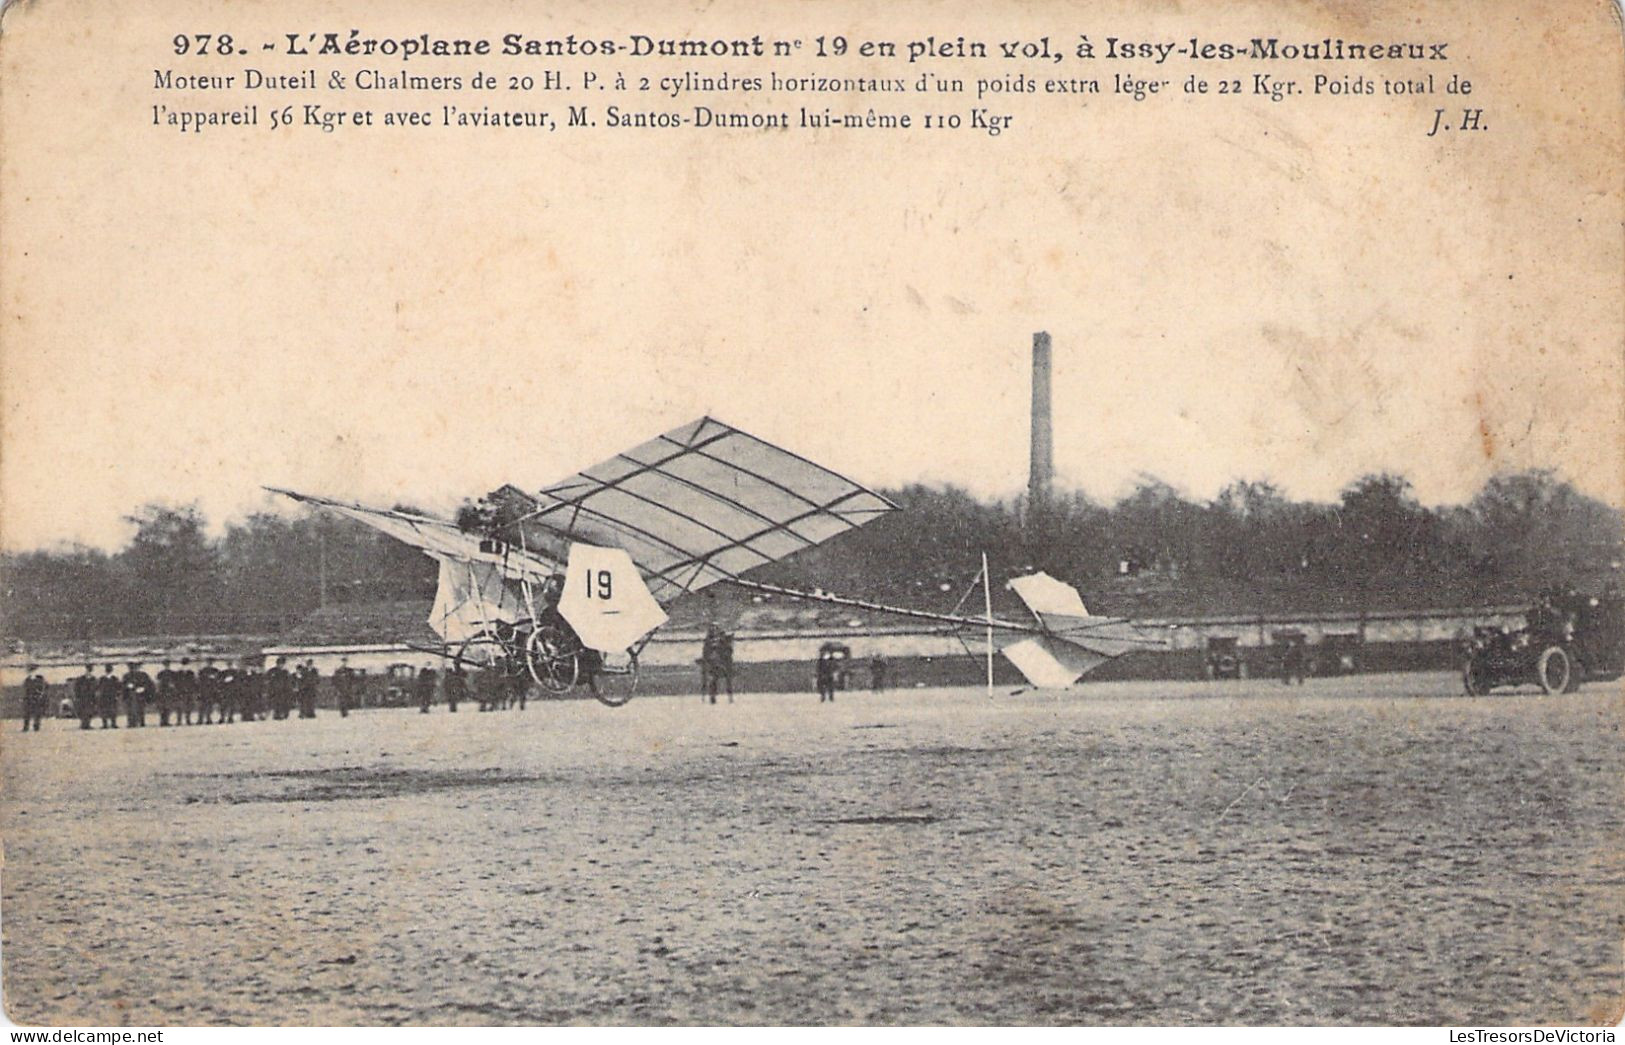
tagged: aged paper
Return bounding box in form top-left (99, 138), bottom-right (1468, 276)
top-left (1, 0), bottom-right (1621, 1028)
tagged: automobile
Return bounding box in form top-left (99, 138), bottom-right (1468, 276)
top-left (1203, 636), bottom-right (1247, 680)
top-left (1272, 629), bottom-right (1309, 683)
top-left (818, 641), bottom-right (853, 689)
top-left (1317, 633), bottom-right (1362, 676)
top-left (380, 662), bottom-right (417, 707)
top-left (1463, 588), bottom-right (1625, 695)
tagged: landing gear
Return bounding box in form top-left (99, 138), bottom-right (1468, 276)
top-left (587, 649), bottom-right (640, 708)
top-left (526, 624), bottom-right (582, 695)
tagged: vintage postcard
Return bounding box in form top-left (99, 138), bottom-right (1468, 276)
top-left (1, 0), bottom-right (1621, 1029)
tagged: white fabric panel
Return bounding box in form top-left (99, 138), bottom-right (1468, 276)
top-left (1007, 571), bottom-right (1090, 618)
top-left (1002, 636), bottom-right (1109, 689)
top-left (428, 559), bottom-right (529, 644)
top-left (558, 543), bottom-right (669, 653)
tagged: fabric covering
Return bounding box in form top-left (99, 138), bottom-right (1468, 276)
top-left (429, 558), bottom-right (531, 644)
top-left (1001, 635), bottom-right (1110, 689)
top-left (558, 543), bottom-right (669, 653)
top-left (512, 417), bottom-right (897, 604)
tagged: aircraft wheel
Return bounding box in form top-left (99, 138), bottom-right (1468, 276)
top-left (589, 650), bottom-right (639, 708)
top-left (1536, 646), bottom-right (1571, 695)
top-left (454, 633), bottom-right (512, 672)
top-left (527, 625), bottom-right (581, 694)
top-left (1462, 657), bottom-right (1491, 697)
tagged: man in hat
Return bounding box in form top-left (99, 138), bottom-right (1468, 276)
top-left (21, 664), bottom-right (47, 732)
top-left (815, 650), bottom-right (838, 704)
top-left (155, 659), bottom-right (177, 727)
top-left (266, 656), bottom-right (294, 720)
top-left (174, 657), bottom-right (197, 725)
top-left (415, 663), bottom-right (437, 714)
top-left (333, 656), bottom-right (359, 717)
top-left (443, 662), bottom-right (467, 713)
top-left (507, 668), bottom-right (528, 711)
top-left (241, 657), bottom-right (266, 721)
top-left (217, 659), bottom-right (240, 724)
top-left (196, 658), bottom-right (221, 725)
top-left (296, 659), bottom-right (320, 718)
top-left (122, 661), bottom-right (155, 728)
top-left (96, 663), bottom-right (122, 728)
top-left (74, 663), bottom-right (97, 730)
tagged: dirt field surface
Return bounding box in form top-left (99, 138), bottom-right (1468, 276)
top-left (3, 673), bottom-right (1621, 1026)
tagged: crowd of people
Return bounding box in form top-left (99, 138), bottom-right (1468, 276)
top-left (14, 636), bottom-right (900, 731)
top-left (13, 654), bottom-right (540, 732)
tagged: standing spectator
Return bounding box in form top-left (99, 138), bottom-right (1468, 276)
top-left (217, 660), bottom-right (240, 724)
top-left (175, 657), bottom-right (197, 725)
top-left (241, 658), bottom-right (265, 721)
top-left (869, 653), bottom-right (887, 693)
top-left (155, 660), bottom-right (177, 727)
top-left (122, 661), bottom-right (154, 728)
top-left (296, 660), bottom-right (320, 719)
top-left (96, 664), bottom-right (122, 729)
top-left (74, 664), bottom-right (97, 730)
top-left (816, 651), bottom-right (837, 703)
top-left (702, 624), bottom-right (735, 704)
top-left (1280, 639), bottom-right (1307, 686)
top-left (333, 657), bottom-right (359, 717)
top-left (21, 664), bottom-right (47, 732)
top-left (266, 657), bottom-right (295, 720)
top-left (443, 663), bottom-right (467, 713)
top-left (196, 658), bottom-right (221, 725)
top-left (415, 664), bottom-right (438, 714)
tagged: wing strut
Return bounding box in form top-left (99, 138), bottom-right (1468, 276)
top-left (982, 552), bottom-right (995, 695)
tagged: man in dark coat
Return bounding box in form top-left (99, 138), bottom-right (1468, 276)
top-left (333, 657), bottom-right (360, 717)
top-left (443, 664), bottom-right (467, 713)
top-left (816, 652), bottom-right (837, 703)
top-left (266, 657), bottom-right (295, 720)
top-left (217, 660), bottom-right (240, 723)
top-left (415, 664), bottom-right (437, 714)
top-left (196, 658), bottom-right (221, 725)
top-left (241, 660), bottom-right (265, 720)
top-left (174, 657), bottom-right (197, 725)
top-left (296, 660), bottom-right (320, 718)
top-left (96, 664), bottom-right (122, 728)
top-left (507, 667), bottom-right (528, 711)
top-left (21, 665), bottom-right (47, 732)
top-left (74, 664), bottom-right (97, 730)
top-left (122, 661), bottom-right (155, 727)
top-left (155, 659), bottom-right (177, 727)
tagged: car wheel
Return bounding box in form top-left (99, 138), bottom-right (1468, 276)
top-left (1463, 658), bottom-right (1491, 696)
top-left (1536, 646), bottom-right (1572, 695)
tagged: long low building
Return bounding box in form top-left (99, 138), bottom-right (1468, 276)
top-left (4, 598), bottom-right (1531, 705)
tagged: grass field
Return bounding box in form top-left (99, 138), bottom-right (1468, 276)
top-left (2, 673), bottom-right (1621, 1025)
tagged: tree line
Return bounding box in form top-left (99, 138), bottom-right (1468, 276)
top-left (2, 469), bottom-right (1618, 639)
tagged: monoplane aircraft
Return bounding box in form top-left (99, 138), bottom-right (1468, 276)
top-left (269, 416), bottom-right (1163, 706)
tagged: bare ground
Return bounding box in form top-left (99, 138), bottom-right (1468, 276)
top-left (2, 673), bottom-right (1621, 1026)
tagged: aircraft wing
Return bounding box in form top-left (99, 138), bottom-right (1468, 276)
top-left (507, 416), bottom-right (898, 604)
top-left (264, 488), bottom-right (557, 581)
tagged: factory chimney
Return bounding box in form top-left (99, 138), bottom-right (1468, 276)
top-left (1028, 331), bottom-right (1054, 513)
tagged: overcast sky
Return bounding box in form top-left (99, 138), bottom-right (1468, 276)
top-left (3, 0), bottom-right (1620, 552)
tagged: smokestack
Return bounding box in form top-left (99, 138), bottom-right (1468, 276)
top-left (1028, 331), bottom-right (1054, 511)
